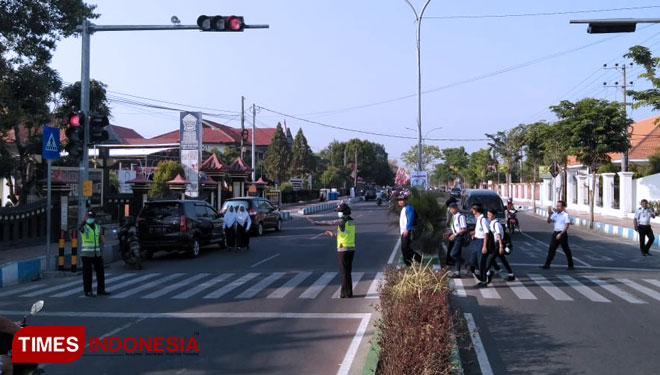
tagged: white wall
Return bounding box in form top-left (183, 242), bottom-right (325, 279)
top-left (635, 172), bottom-right (660, 203)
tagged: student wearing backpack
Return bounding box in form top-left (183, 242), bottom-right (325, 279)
top-left (468, 204), bottom-right (490, 287)
top-left (484, 208), bottom-right (515, 283)
top-left (398, 193), bottom-right (421, 266)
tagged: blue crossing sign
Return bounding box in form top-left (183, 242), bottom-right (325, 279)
top-left (42, 126), bottom-right (60, 160)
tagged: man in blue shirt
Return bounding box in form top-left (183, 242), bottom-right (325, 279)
top-left (398, 194), bottom-right (421, 266)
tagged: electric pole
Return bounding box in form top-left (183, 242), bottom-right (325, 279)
top-left (603, 62), bottom-right (634, 171)
top-left (354, 148), bottom-right (358, 188)
top-left (240, 95), bottom-right (245, 160)
top-left (252, 104), bottom-right (256, 181)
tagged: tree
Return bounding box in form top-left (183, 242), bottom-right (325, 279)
top-left (263, 123), bottom-right (290, 185)
top-left (468, 149), bottom-right (495, 187)
top-left (551, 98), bottom-right (632, 228)
top-left (288, 128), bottom-right (315, 178)
top-left (54, 80), bottom-right (111, 118)
top-left (0, 1), bottom-right (97, 204)
top-left (521, 121), bottom-right (550, 209)
top-left (210, 146), bottom-right (240, 165)
top-left (441, 147), bottom-right (469, 171)
top-left (624, 46), bottom-right (660, 115)
top-left (149, 160), bottom-right (185, 198)
top-left (487, 125), bottom-right (525, 197)
top-left (431, 163), bottom-right (455, 185)
top-left (320, 166), bottom-right (348, 188)
top-left (400, 144), bottom-right (441, 172)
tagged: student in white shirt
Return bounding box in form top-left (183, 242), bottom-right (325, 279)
top-left (444, 203), bottom-right (467, 277)
top-left (634, 199), bottom-right (656, 256)
top-left (541, 200), bottom-right (574, 270)
top-left (468, 204), bottom-right (491, 287)
top-left (484, 208), bottom-right (515, 282)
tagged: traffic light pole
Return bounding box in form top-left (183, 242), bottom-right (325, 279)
top-left (75, 19), bottom-right (268, 230)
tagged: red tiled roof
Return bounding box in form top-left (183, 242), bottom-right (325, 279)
top-left (126, 174), bottom-right (152, 184)
top-left (110, 125), bottom-right (143, 141)
top-left (568, 115), bottom-right (660, 166)
top-left (167, 174), bottom-right (188, 184)
top-left (200, 174), bottom-right (218, 185)
top-left (228, 157), bottom-right (251, 173)
top-left (200, 154), bottom-right (228, 172)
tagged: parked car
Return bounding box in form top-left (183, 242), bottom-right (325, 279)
top-left (137, 200), bottom-right (225, 258)
top-left (364, 189), bottom-right (377, 200)
top-left (221, 197), bottom-right (282, 236)
top-left (450, 187), bottom-right (462, 197)
top-left (460, 189), bottom-right (506, 230)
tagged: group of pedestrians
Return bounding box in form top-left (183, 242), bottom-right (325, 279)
top-left (222, 205), bottom-right (252, 251)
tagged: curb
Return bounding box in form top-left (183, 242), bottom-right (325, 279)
top-left (530, 207), bottom-right (660, 248)
top-left (361, 329), bottom-right (381, 375)
top-left (280, 211), bottom-right (292, 221)
top-left (0, 241), bottom-right (120, 288)
top-left (299, 202), bottom-right (339, 215)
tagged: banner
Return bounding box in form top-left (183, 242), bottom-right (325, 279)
top-left (180, 112), bottom-right (203, 197)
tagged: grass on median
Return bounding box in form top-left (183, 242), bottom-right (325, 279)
top-left (374, 263), bottom-right (456, 375)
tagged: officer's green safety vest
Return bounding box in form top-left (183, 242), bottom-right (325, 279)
top-left (81, 224), bottom-right (100, 255)
top-left (336, 220), bottom-right (355, 250)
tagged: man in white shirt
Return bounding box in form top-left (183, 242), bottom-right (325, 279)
top-left (444, 203), bottom-right (467, 277)
top-left (467, 204), bottom-right (491, 287)
top-left (634, 199), bottom-right (656, 256)
top-left (398, 194), bottom-right (421, 266)
top-left (540, 200), bottom-right (574, 270)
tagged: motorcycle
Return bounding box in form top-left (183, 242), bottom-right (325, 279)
top-left (507, 209), bottom-right (519, 234)
top-left (376, 197), bottom-right (383, 206)
top-left (0, 300), bottom-right (45, 375)
top-left (115, 216), bottom-right (144, 270)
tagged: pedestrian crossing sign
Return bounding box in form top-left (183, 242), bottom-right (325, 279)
top-left (42, 125), bottom-right (60, 160)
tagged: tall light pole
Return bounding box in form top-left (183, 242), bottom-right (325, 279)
top-left (403, 0), bottom-right (433, 173)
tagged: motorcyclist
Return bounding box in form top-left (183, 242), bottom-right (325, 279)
top-left (506, 198), bottom-right (519, 231)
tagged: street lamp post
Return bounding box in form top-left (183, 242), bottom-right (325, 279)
top-left (403, 0), bottom-right (433, 173)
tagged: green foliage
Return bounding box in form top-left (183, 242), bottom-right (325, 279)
top-left (320, 165), bottom-right (348, 188)
top-left (263, 123), bottom-right (290, 185)
top-left (53, 80), bottom-right (111, 120)
top-left (487, 125), bottom-right (525, 184)
top-left (209, 146), bottom-right (240, 165)
top-left (390, 189), bottom-right (446, 255)
top-left (624, 45), bottom-right (660, 114)
top-left (400, 144), bottom-right (441, 171)
top-left (468, 148), bottom-right (495, 185)
top-left (279, 182), bottom-right (293, 192)
top-left (317, 138), bottom-right (393, 186)
top-left (441, 147), bottom-right (469, 171)
top-left (521, 121), bottom-right (549, 182)
top-left (288, 128), bottom-right (315, 178)
top-left (148, 160), bottom-right (185, 198)
top-left (597, 162), bottom-right (618, 174)
top-left (631, 151), bottom-right (660, 177)
top-left (109, 170), bottom-right (119, 194)
top-left (431, 163), bottom-right (455, 185)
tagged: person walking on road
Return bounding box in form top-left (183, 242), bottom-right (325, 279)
top-left (444, 203), bottom-right (467, 278)
top-left (308, 203), bottom-right (356, 298)
top-left (224, 205), bottom-right (237, 250)
top-left (398, 193), bottom-right (421, 266)
top-left (540, 200), bottom-right (574, 270)
top-left (467, 204), bottom-right (490, 287)
top-left (235, 205), bottom-right (252, 251)
top-left (634, 199), bottom-right (656, 256)
top-left (80, 210), bottom-right (109, 297)
top-left (485, 208), bottom-right (515, 282)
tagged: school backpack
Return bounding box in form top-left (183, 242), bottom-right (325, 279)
top-left (503, 231), bottom-right (513, 255)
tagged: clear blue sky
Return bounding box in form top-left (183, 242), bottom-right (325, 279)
top-left (50, 0), bottom-right (660, 165)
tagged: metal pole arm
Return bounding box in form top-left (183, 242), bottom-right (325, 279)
top-left (77, 24), bottom-right (269, 33)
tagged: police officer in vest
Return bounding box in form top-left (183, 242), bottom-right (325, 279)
top-left (308, 203), bottom-right (356, 298)
top-left (80, 210), bottom-right (110, 297)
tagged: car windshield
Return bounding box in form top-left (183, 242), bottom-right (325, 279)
top-left (222, 200), bottom-right (250, 212)
top-left (466, 196), bottom-right (505, 216)
top-left (140, 203), bottom-right (179, 220)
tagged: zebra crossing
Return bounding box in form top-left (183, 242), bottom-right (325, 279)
top-left (450, 273), bottom-right (660, 305)
top-left (0, 271), bottom-right (386, 301)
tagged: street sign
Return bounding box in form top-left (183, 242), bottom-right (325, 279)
top-left (411, 171), bottom-right (428, 190)
top-left (180, 112), bottom-right (203, 198)
top-left (42, 126), bottom-right (60, 160)
top-left (82, 180), bottom-right (93, 197)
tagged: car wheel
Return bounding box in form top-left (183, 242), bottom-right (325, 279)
top-left (275, 219), bottom-right (282, 232)
top-left (189, 238), bottom-right (200, 258)
top-left (257, 222), bottom-right (264, 236)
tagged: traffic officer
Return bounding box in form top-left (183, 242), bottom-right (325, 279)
top-left (308, 203), bottom-right (356, 298)
top-left (444, 203), bottom-right (467, 278)
top-left (540, 200), bottom-right (574, 270)
top-left (80, 210), bottom-right (109, 297)
top-left (634, 199), bottom-right (656, 256)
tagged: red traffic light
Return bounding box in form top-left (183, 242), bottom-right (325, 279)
top-left (68, 113), bottom-right (81, 127)
top-left (226, 16), bottom-right (244, 31)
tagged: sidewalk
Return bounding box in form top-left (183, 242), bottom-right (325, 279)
top-left (517, 201), bottom-right (660, 249)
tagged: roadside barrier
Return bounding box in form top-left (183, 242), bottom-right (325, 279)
top-left (299, 202), bottom-right (338, 215)
top-left (71, 229), bottom-right (78, 273)
top-left (58, 230), bottom-right (65, 271)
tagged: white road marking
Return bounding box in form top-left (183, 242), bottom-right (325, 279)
top-left (310, 233), bottom-right (325, 240)
top-left (528, 274), bottom-right (573, 301)
top-left (111, 273), bottom-right (185, 298)
top-left (510, 263), bottom-right (660, 272)
top-left (505, 280), bottom-right (537, 300)
top-left (267, 272), bottom-right (312, 299)
top-left (642, 279), bottom-right (660, 291)
top-left (142, 273), bottom-right (211, 299)
top-left (0, 283), bottom-right (47, 297)
top-left (21, 279), bottom-right (84, 297)
top-left (479, 285), bottom-right (501, 299)
top-left (172, 273), bottom-right (234, 299)
top-left (236, 272), bottom-right (285, 299)
top-left (365, 272), bottom-right (384, 299)
top-left (464, 313), bottom-right (494, 375)
top-left (337, 314), bottom-right (372, 375)
top-left (332, 272), bottom-right (364, 298)
top-left (387, 238), bottom-right (400, 264)
top-left (583, 276), bottom-right (646, 304)
top-left (520, 231), bottom-right (592, 268)
top-left (51, 273), bottom-right (135, 297)
top-left (0, 310), bottom-right (371, 320)
top-left (299, 272), bottom-right (337, 299)
top-left (556, 275), bottom-right (610, 302)
top-left (203, 273), bottom-right (259, 299)
top-left (618, 279), bottom-right (660, 301)
top-left (104, 273), bottom-right (161, 294)
top-left (250, 253), bottom-right (280, 268)
top-left (450, 279), bottom-right (467, 297)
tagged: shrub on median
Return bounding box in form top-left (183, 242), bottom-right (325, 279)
top-left (389, 188), bottom-right (447, 255)
top-left (376, 264), bottom-right (454, 375)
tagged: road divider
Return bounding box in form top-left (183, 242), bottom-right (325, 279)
top-left (299, 202), bottom-right (339, 215)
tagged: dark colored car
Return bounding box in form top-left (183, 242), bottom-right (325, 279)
top-left (137, 200), bottom-right (224, 258)
top-left (364, 189), bottom-right (377, 200)
top-left (221, 197), bottom-right (282, 236)
top-left (460, 189), bottom-right (506, 229)
top-left (450, 187), bottom-right (462, 197)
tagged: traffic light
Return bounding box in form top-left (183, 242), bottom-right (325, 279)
top-left (89, 114), bottom-right (109, 143)
top-left (587, 22), bottom-right (636, 34)
top-left (197, 15), bottom-right (245, 32)
top-left (65, 111), bottom-right (85, 160)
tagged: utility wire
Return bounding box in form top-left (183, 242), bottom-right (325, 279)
top-left (423, 5), bottom-right (660, 20)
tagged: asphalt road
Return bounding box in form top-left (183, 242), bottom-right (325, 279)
top-left (453, 209), bottom-right (660, 375)
top-left (0, 201), bottom-right (398, 375)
